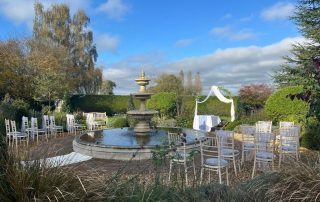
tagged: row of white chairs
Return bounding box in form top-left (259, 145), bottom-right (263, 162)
top-left (239, 121), bottom-right (300, 178)
top-left (66, 114), bottom-right (85, 134)
top-left (168, 130), bottom-right (239, 186)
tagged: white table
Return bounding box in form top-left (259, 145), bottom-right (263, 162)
top-left (193, 115), bottom-right (221, 132)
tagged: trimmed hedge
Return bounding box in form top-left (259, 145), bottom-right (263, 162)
top-left (147, 92), bottom-right (177, 118)
top-left (70, 94), bottom-right (235, 121)
top-left (70, 95), bottom-right (140, 116)
top-left (265, 86), bottom-right (309, 123)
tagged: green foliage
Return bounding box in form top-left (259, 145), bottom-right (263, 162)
top-left (61, 92), bottom-right (71, 113)
top-left (149, 73), bottom-right (184, 95)
top-left (147, 92), bottom-right (177, 118)
top-left (108, 116), bottom-right (129, 128)
top-left (176, 116), bottom-right (193, 128)
top-left (70, 95), bottom-right (140, 115)
top-left (265, 86), bottom-right (309, 123)
top-left (301, 117), bottom-right (320, 150)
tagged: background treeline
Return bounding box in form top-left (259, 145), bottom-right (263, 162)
top-left (0, 2), bottom-right (115, 104)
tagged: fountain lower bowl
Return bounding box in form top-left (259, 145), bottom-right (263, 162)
top-left (73, 127), bottom-right (206, 160)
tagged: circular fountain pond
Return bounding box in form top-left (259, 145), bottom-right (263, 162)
top-left (73, 127), bottom-right (207, 160)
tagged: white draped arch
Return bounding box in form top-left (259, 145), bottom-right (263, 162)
top-left (195, 86), bottom-right (235, 122)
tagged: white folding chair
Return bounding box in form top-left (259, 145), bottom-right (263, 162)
top-left (5, 119), bottom-right (12, 146)
top-left (278, 126), bottom-right (300, 167)
top-left (216, 130), bottom-right (240, 175)
top-left (31, 117), bottom-right (48, 143)
top-left (252, 132), bottom-right (275, 178)
top-left (239, 125), bottom-right (256, 163)
top-left (200, 136), bottom-right (229, 185)
top-left (168, 132), bottom-right (196, 185)
top-left (50, 115), bottom-right (63, 137)
top-left (11, 120), bottom-right (28, 148)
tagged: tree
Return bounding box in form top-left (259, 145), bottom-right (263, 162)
top-left (0, 39), bottom-right (33, 100)
top-left (33, 2), bottom-right (101, 94)
top-left (186, 71), bottom-right (193, 95)
top-left (194, 72), bottom-right (202, 95)
top-left (149, 73), bottom-right (184, 95)
top-left (273, 0), bottom-right (320, 120)
top-left (99, 79), bottom-right (116, 95)
top-left (179, 70), bottom-right (185, 93)
top-left (238, 84), bottom-right (273, 115)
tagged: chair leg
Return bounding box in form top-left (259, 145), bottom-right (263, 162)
top-left (226, 167), bottom-right (229, 186)
top-left (252, 157), bottom-right (256, 178)
top-left (193, 158), bottom-right (197, 181)
top-left (241, 146), bottom-right (244, 164)
top-left (218, 168), bottom-right (222, 184)
top-left (278, 153), bottom-right (282, 168)
top-left (184, 162), bottom-right (188, 186)
top-left (168, 160), bottom-right (172, 183)
top-left (200, 167), bottom-right (203, 185)
top-left (233, 156), bottom-right (237, 176)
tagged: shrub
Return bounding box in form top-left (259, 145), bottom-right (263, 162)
top-left (176, 116), bottom-right (193, 128)
top-left (301, 117), bottom-right (320, 150)
top-left (147, 92), bottom-right (177, 118)
top-left (265, 86), bottom-right (309, 124)
top-left (108, 116), bottom-right (128, 128)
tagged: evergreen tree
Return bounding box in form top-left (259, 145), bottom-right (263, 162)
top-left (179, 70), bottom-right (185, 93)
top-left (194, 72), bottom-right (202, 95)
top-left (273, 0), bottom-right (320, 119)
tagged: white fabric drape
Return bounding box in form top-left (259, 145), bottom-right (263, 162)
top-left (195, 86), bottom-right (235, 122)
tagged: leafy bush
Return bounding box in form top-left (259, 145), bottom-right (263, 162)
top-left (152, 116), bottom-right (177, 127)
top-left (301, 117), bottom-right (320, 150)
top-left (265, 86), bottom-right (309, 124)
top-left (108, 115), bottom-right (128, 128)
top-left (176, 116), bottom-right (193, 128)
top-left (147, 92), bottom-right (177, 118)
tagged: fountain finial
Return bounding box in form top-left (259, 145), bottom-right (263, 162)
top-left (140, 69), bottom-right (145, 79)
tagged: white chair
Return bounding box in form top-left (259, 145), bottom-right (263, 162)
top-left (252, 132), bottom-right (275, 178)
top-left (31, 117), bottom-right (48, 143)
top-left (42, 115), bottom-right (50, 136)
top-left (200, 136), bottom-right (229, 185)
top-left (216, 130), bottom-right (240, 175)
top-left (168, 132), bottom-right (196, 185)
top-left (21, 116), bottom-right (30, 133)
top-left (50, 115), bottom-right (63, 137)
top-left (11, 120), bottom-right (28, 148)
top-left (278, 126), bottom-right (300, 167)
top-left (279, 121), bottom-right (294, 129)
top-left (256, 121), bottom-right (272, 133)
top-left (67, 114), bottom-right (84, 135)
top-left (5, 119), bottom-right (12, 146)
top-left (239, 125), bottom-right (255, 163)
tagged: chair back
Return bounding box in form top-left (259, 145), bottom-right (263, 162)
top-left (216, 130), bottom-right (234, 150)
top-left (5, 119), bottom-right (11, 135)
top-left (279, 121), bottom-right (294, 129)
top-left (255, 132), bottom-right (275, 154)
top-left (279, 127), bottom-right (299, 149)
top-left (256, 121), bottom-right (272, 133)
top-left (239, 125), bottom-right (255, 143)
top-left (50, 116), bottom-right (56, 127)
top-left (21, 116), bottom-right (28, 133)
top-left (10, 120), bottom-right (18, 135)
top-left (200, 136), bottom-right (221, 166)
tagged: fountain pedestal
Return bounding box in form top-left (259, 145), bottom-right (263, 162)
top-left (127, 70), bottom-right (158, 135)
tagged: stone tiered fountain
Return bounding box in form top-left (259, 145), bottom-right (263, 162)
top-left (127, 69), bottom-right (158, 135)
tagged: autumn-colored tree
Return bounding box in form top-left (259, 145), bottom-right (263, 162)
top-left (0, 39), bottom-right (33, 99)
top-left (99, 80), bottom-right (116, 95)
top-left (238, 84), bottom-right (273, 115)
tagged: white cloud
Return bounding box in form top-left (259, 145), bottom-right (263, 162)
top-left (221, 13), bottom-right (232, 20)
top-left (103, 37), bottom-right (305, 95)
top-left (261, 2), bottom-right (295, 21)
top-left (210, 26), bottom-right (256, 41)
top-left (175, 39), bottom-right (194, 47)
top-left (96, 34), bottom-right (119, 54)
top-left (0, 0), bottom-right (91, 27)
top-left (97, 0), bottom-right (129, 20)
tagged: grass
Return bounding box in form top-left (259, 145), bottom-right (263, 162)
top-left (1, 140), bottom-right (320, 201)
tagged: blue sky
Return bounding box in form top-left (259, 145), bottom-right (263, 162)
top-left (0, 0), bottom-right (301, 94)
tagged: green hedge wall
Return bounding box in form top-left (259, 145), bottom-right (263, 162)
top-left (70, 95), bottom-right (140, 116)
top-left (70, 95), bottom-right (235, 118)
